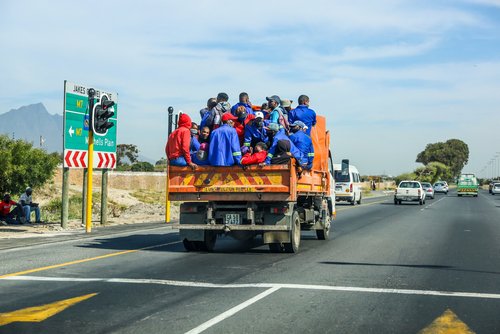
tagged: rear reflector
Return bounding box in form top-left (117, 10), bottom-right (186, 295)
top-left (270, 207), bottom-right (288, 214)
top-left (180, 206), bottom-right (198, 213)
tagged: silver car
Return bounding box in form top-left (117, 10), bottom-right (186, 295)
top-left (421, 182), bottom-right (434, 199)
top-left (492, 183), bottom-right (500, 195)
top-left (433, 182), bottom-right (448, 194)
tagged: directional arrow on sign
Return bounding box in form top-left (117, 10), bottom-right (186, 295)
top-left (0, 293), bottom-right (97, 326)
top-left (68, 126), bottom-right (75, 137)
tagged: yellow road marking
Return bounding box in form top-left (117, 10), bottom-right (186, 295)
top-left (336, 199), bottom-right (388, 211)
top-left (0, 293), bottom-right (97, 326)
top-left (0, 241), bottom-right (179, 279)
top-left (419, 309), bottom-right (475, 334)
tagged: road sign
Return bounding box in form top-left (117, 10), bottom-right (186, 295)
top-left (63, 81), bottom-right (118, 169)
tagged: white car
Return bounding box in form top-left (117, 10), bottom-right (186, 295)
top-left (334, 163), bottom-right (362, 205)
top-left (394, 180), bottom-right (426, 205)
top-left (421, 182), bottom-right (434, 199)
top-left (492, 183), bottom-right (500, 195)
top-left (433, 182), bottom-right (448, 194)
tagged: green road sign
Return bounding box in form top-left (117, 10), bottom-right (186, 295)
top-left (63, 81), bottom-right (118, 168)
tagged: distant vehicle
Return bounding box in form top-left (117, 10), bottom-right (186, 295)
top-left (433, 182), bottom-right (448, 194)
top-left (394, 180), bottom-right (426, 205)
top-left (457, 173), bottom-right (478, 197)
top-left (421, 182), bottom-right (434, 199)
top-left (334, 162), bottom-right (362, 205)
top-left (492, 183), bottom-right (500, 195)
top-left (489, 181), bottom-right (500, 194)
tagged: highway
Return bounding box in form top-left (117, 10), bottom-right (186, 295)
top-left (1, 190), bottom-right (499, 333)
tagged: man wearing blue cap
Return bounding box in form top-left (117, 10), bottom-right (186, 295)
top-left (288, 94), bottom-right (316, 136)
top-left (289, 121), bottom-right (314, 170)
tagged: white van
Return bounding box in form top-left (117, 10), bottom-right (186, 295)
top-left (333, 163), bottom-right (362, 205)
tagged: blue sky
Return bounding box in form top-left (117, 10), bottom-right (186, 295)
top-left (1, 0), bottom-right (500, 176)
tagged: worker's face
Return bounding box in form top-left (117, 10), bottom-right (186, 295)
top-left (291, 125), bottom-right (301, 133)
top-left (255, 145), bottom-right (263, 152)
top-left (3, 195), bottom-right (9, 201)
top-left (255, 118), bottom-right (264, 128)
top-left (200, 128), bottom-right (210, 138)
top-left (269, 100), bottom-right (277, 108)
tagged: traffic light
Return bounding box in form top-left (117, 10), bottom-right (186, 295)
top-left (92, 94), bottom-right (115, 136)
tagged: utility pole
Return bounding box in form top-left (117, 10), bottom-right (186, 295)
top-left (85, 88), bottom-right (96, 233)
top-left (165, 106), bottom-right (174, 223)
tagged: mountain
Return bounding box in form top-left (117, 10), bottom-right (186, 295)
top-left (0, 103), bottom-right (63, 153)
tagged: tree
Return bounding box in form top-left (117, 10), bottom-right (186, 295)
top-left (116, 144), bottom-right (138, 166)
top-left (155, 157), bottom-right (167, 166)
top-left (416, 139), bottom-right (469, 178)
top-left (131, 161), bottom-right (154, 172)
top-left (0, 135), bottom-right (59, 195)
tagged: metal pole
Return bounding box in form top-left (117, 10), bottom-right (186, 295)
top-left (61, 167), bottom-right (69, 228)
top-left (82, 168), bottom-right (88, 226)
top-left (101, 169), bottom-right (108, 225)
top-left (85, 88), bottom-right (96, 233)
top-left (165, 107), bottom-right (174, 223)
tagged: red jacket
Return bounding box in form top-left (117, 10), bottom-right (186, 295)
top-left (234, 114), bottom-right (256, 145)
top-left (166, 114), bottom-right (192, 164)
top-left (241, 150), bottom-right (267, 165)
top-left (0, 200), bottom-right (17, 216)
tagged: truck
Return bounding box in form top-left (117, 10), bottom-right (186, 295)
top-left (457, 173), bottom-right (478, 197)
top-left (167, 115), bottom-right (335, 253)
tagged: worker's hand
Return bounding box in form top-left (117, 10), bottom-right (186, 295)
top-left (249, 147), bottom-right (254, 154)
top-left (258, 162), bottom-right (266, 168)
top-left (188, 162), bottom-right (198, 170)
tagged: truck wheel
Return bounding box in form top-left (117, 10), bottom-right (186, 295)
top-left (268, 243), bottom-right (282, 253)
top-left (203, 232), bottom-right (217, 252)
top-left (356, 193), bottom-right (362, 205)
top-left (183, 239), bottom-right (195, 251)
top-left (284, 211), bottom-right (301, 253)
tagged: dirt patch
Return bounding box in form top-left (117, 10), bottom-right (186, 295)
top-left (0, 169), bottom-right (179, 239)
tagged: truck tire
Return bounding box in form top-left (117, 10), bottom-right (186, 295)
top-left (284, 211), bottom-right (301, 253)
top-left (183, 239), bottom-right (196, 251)
top-left (316, 218), bottom-right (330, 240)
top-left (268, 243), bottom-right (282, 253)
top-left (203, 231), bottom-right (217, 252)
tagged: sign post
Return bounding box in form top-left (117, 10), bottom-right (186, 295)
top-left (85, 89), bottom-right (96, 233)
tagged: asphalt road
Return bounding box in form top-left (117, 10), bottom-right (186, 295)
top-left (1, 190), bottom-right (499, 333)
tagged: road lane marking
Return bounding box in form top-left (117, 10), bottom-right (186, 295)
top-left (184, 287), bottom-right (280, 334)
top-left (0, 293), bottom-right (97, 326)
top-left (4, 275), bottom-right (500, 300)
top-left (421, 196), bottom-right (448, 211)
top-left (336, 199), bottom-right (389, 212)
top-left (0, 241), bottom-right (180, 279)
top-left (419, 309), bottom-right (475, 334)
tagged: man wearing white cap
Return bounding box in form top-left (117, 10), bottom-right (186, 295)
top-left (19, 187), bottom-right (41, 224)
top-left (243, 111), bottom-right (268, 150)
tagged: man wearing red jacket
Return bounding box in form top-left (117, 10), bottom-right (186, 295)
top-left (241, 142), bottom-right (268, 165)
top-left (166, 113), bottom-right (197, 169)
top-left (0, 193), bottom-right (23, 225)
top-left (234, 106), bottom-right (255, 146)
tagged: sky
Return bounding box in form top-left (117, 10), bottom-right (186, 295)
top-left (1, 0), bottom-right (500, 176)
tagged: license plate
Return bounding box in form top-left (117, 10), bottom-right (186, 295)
top-left (335, 186), bottom-right (342, 190)
top-left (225, 214), bottom-right (240, 225)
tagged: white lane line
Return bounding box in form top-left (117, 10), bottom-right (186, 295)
top-left (421, 196), bottom-right (447, 211)
top-left (4, 276), bottom-right (500, 300)
top-left (184, 287), bottom-right (280, 334)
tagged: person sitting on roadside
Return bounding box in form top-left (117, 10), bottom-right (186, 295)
top-left (234, 106), bottom-right (256, 146)
top-left (208, 113), bottom-right (242, 166)
top-left (19, 187), bottom-right (41, 224)
top-left (200, 97), bottom-right (217, 125)
top-left (266, 95), bottom-right (289, 133)
top-left (231, 92), bottom-right (254, 116)
top-left (205, 92), bottom-right (231, 130)
top-left (241, 142), bottom-right (268, 165)
top-left (289, 121), bottom-right (314, 170)
top-left (288, 94), bottom-right (316, 136)
top-left (165, 113), bottom-right (197, 169)
top-left (0, 193), bottom-right (23, 225)
top-left (243, 111), bottom-right (268, 151)
top-left (264, 123), bottom-right (303, 165)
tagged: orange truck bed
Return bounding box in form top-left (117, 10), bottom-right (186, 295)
top-left (167, 116), bottom-right (331, 201)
